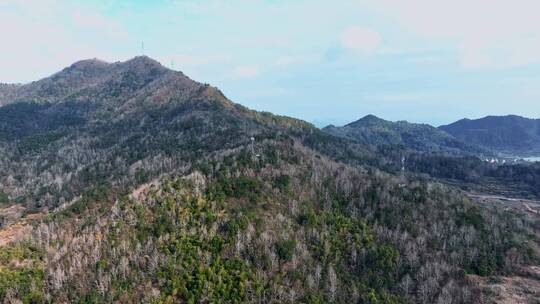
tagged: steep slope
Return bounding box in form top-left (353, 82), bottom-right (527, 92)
top-left (323, 115), bottom-right (485, 155)
top-left (0, 58), bottom-right (537, 303)
top-left (0, 57), bottom-right (221, 207)
top-left (0, 57), bottom-right (188, 105)
top-left (0, 56), bottom-right (374, 211)
top-left (440, 115), bottom-right (540, 156)
top-left (12, 144), bottom-right (533, 303)
top-left (0, 83), bottom-right (22, 106)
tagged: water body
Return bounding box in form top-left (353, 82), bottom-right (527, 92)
top-left (523, 157), bottom-right (540, 162)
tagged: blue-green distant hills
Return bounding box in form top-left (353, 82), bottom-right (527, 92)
top-left (325, 114), bottom-right (540, 157)
top-left (323, 114), bottom-right (486, 155)
top-left (440, 115), bottom-right (540, 156)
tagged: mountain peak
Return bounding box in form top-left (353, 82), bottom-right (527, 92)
top-left (59, 56), bottom-right (167, 80)
top-left (0, 56), bottom-right (196, 106)
top-left (324, 114), bottom-right (486, 155)
top-left (70, 58), bottom-right (110, 68)
top-left (439, 115), bottom-right (540, 155)
top-left (347, 114), bottom-right (388, 127)
top-left (56, 58), bottom-right (113, 80)
top-left (122, 56), bottom-right (165, 70)
top-left (361, 114), bottom-right (379, 120)
top-left (127, 55), bottom-right (160, 63)
top-left (115, 56), bottom-right (172, 80)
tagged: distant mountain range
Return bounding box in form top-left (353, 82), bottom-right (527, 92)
top-left (323, 114), bottom-right (486, 155)
top-left (324, 114), bottom-right (540, 157)
top-left (439, 115), bottom-right (540, 156)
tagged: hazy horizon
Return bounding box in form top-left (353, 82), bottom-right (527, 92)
top-left (2, 0), bottom-right (540, 126)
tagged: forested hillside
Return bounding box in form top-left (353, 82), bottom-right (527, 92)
top-left (324, 115), bottom-right (540, 200)
top-left (323, 115), bottom-right (485, 155)
top-left (0, 57), bottom-right (537, 303)
top-left (4, 139), bottom-right (536, 303)
top-left (440, 115), bottom-right (540, 156)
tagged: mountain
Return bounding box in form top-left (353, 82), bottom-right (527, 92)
top-left (323, 114), bottom-right (485, 155)
top-left (0, 56), bottom-right (378, 210)
top-left (0, 56), bottom-right (212, 108)
top-left (0, 57), bottom-right (537, 303)
top-left (440, 115), bottom-right (540, 156)
top-left (323, 115), bottom-right (540, 198)
top-left (0, 83), bottom-right (22, 106)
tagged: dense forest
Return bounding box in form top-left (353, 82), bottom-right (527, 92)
top-left (2, 141), bottom-right (536, 303)
top-left (440, 115), bottom-right (540, 156)
top-left (0, 57), bottom-right (538, 303)
top-left (406, 154), bottom-right (540, 197)
top-left (323, 114), bottom-right (485, 155)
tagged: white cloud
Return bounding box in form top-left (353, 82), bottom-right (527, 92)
top-left (72, 10), bottom-right (127, 40)
top-left (368, 92), bottom-right (437, 103)
top-left (273, 54), bottom-right (320, 67)
top-left (231, 65), bottom-right (260, 79)
top-left (0, 0), bottom-right (129, 83)
top-left (274, 56), bottom-right (297, 67)
top-left (340, 27), bottom-right (381, 54)
top-left (240, 87), bottom-right (296, 98)
top-left (161, 54), bottom-right (230, 68)
top-left (361, 0), bottom-right (540, 68)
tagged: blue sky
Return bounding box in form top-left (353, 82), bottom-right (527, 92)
top-left (1, 0), bottom-right (540, 126)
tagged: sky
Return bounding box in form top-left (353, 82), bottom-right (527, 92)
top-left (1, 0), bottom-right (540, 127)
